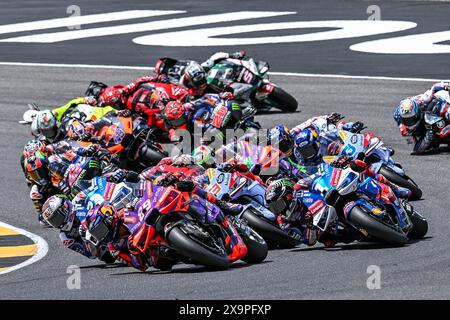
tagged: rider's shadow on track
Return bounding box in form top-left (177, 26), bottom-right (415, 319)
top-left (289, 237), bottom-right (432, 252)
top-left (412, 146), bottom-right (450, 156)
top-left (108, 260), bottom-right (274, 276)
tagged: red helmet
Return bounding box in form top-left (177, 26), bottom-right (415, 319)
top-left (98, 85), bottom-right (126, 108)
top-left (149, 88), bottom-right (170, 108)
top-left (161, 101), bottom-right (187, 127)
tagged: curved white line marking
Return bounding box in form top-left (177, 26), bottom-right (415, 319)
top-left (0, 61), bottom-right (444, 83)
top-left (133, 20), bottom-right (417, 47)
top-left (0, 221), bottom-right (48, 275)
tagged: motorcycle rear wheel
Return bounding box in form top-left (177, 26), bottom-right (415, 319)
top-left (347, 205), bottom-right (408, 245)
top-left (166, 225), bottom-right (230, 270)
top-left (266, 87), bottom-right (298, 113)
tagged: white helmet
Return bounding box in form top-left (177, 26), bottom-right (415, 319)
top-left (31, 110), bottom-right (58, 140)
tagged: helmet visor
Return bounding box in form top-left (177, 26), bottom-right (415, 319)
top-left (44, 206), bottom-right (67, 229)
top-left (166, 115), bottom-right (187, 127)
top-left (401, 115), bottom-right (419, 128)
top-left (298, 144), bottom-right (317, 159)
top-left (90, 216), bottom-right (111, 243)
top-left (268, 198), bottom-right (288, 214)
top-left (40, 126), bottom-right (57, 139)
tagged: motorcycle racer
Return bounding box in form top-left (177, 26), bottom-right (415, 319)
top-left (393, 82), bottom-right (450, 154)
top-left (41, 195), bottom-right (115, 263)
top-left (30, 97), bottom-right (121, 142)
top-left (84, 203), bottom-right (149, 271)
top-left (264, 178), bottom-right (356, 247)
top-left (140, 155), bottom-right (243, 216)
top-left (95, 75), bottom-right (189, 128)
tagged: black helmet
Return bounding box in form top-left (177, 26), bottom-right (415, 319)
top-left (85, 81), bottom-right (108, 99)
top-left (42, 195), bottom-right (75, 231)
top-left (184, 62), bottom-right (207, 90)
top-left (265, 178), bottom-right (295, 215)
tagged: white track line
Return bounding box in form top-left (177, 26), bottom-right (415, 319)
top-left (0, 221), bottom-right (48, 275)
top-left (0, 61), bottom-right (444, 82)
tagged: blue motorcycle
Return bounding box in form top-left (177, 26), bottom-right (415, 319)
top-left (301, 159), bottom-right (428, 245)
top-left (202, 166), bottom-right (299, 248)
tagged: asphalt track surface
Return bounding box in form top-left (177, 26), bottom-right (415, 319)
top-left (1, 0), bottom-right (450, 300)
top-left (0, 64), bottom-right (449, 299)
top-left (1, 0), bottom-right (450, 78)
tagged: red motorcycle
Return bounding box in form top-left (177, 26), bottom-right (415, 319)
top-left (124, 181), bottom-right (268, 270)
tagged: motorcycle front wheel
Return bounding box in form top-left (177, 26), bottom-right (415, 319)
top-left (379, 166), bottom-right (422, 200)
top-left (241, 208), bottom-right (299, 249)
top-left (166, 225), bottom-right (230, 270)
top-left (407, 210), bottom-right (428, 239)
top-left (347, 205), bottom-right (408, 245)
top-left (236, 225), bottom-right (268, 264)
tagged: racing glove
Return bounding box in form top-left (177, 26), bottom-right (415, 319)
top-left (76, 143), bottom-right (100, 157)
top-left (350, 121), bottom-right (365, 133)
top-left (115, 109), bottom-right (131, 117)
top-left (330, 155), bottom-right (353, 169)
top-left (327, 113), bottom-right (344, 124)
top-left (104, 169), bottom-right (127, 183)
top-left (230, 50), bottom-right (247, 59)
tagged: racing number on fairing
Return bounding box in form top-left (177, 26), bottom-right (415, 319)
top-left (242, 69), bottom-right (254, 84)
top-left (138, 199), bottom-right (152, 220)
top-left (209, 183), bottom-right (222, 196)
top-left (341, 144), bottom-right (357, 157)
top-left (211, 105), bottom-right (228, 128)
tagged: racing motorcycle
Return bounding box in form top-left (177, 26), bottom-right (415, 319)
top-left (424, 90), bottom-right (450, 148)
top-left (334, 130), bottom-right (423, 200)
top-left (305, 158), bottom-right (428, 245)
top-left (154, 56), bottom-right (298, 113)
top-left (203, 166), bottom-right (299, 248)
top-left (76, 177), bottom-right (268, 270)
top-left (191, 94), bottom-right (261, 135)
top-left (68, 115), bottom-right (167, 172)
top-left (193, 132), bottom-right (307, 181)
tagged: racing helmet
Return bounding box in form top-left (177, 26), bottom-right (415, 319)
top-left (66, 119), bottom-right (87, 139)
top-left (192, 145), bottom-right (214, 167)
top-left (267, 125), bottom-right (294, 156)
top-left (86, 204), bottom-right (118, 243)
top-left (98, 85), bottom-right (126, 108)
top-left (265, 178), bottom-right (295, 215)
top-left (161, 101), bottom-right (187, 127)
top-left (85, 81), bottom-right (108, 99)
top-left (31, 110), bottom-right (58, 140)
top-left (23, 139), bottom-right (46, 158)
top-left (294, 128), bottom-right (320, 160)
top-left (184, 61), bottom-right (207, 90)
top-left (326, 140), bottom-right (343, 156)
top-left (47, 154), bottom-right (71, 186)
top-left (24, 150), bottom-right (49, 185)
top-left (42, 195), bottom-right (75, 231)
top-left (399, 99), bottom-right (421, 130)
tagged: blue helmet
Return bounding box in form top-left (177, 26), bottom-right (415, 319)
top-left (399, 99), bottom-right (421, 130)
top-left (294, 128), bottom-right (320, 160)
top-left (267, 125), bottom-right (294, 156)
